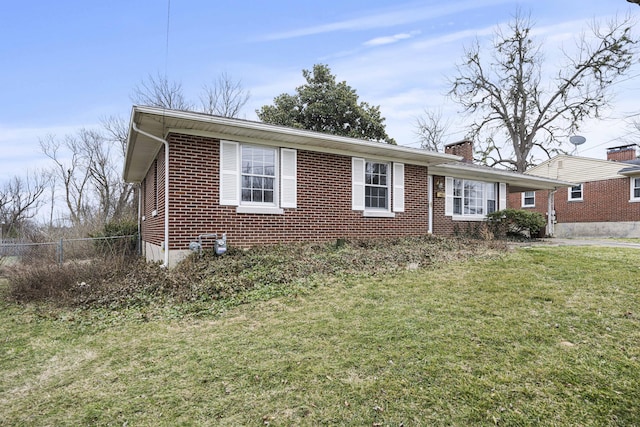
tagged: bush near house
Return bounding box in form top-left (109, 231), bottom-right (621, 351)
top-left (89, 219), bottom-right (138, 257)
top-left (487, 208), bottom-right (546, 238)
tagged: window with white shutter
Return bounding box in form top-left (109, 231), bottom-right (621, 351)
top-left (219, 141), bottom-right (296, 214)
top-left (352, 158), bottom-right (402, 217)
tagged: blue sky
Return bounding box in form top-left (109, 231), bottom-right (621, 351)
top-left (1, 0), bottom-right (639, 181)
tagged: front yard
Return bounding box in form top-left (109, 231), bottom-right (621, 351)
top-left (1, 244), bottom-right (639, 426)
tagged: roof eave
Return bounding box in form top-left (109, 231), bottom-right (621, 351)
top-left (430, 163), bottom-right (573, 192)
top-left (123, 106), bottom-right (461, 183)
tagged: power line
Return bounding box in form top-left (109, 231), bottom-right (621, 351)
top-left (165, 0), bottom-right (171, 78)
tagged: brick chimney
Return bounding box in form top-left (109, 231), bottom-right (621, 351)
top-left (607, 144), bottom-right (638, 162)
top-left (445, 140), bottom-right (474, 163)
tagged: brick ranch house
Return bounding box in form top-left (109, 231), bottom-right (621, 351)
top-left (509, 144), bottom-right (640, 238)
top-left (124, 106), bottom-right (569, 267)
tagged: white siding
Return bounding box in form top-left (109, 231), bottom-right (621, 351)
top-left (527, 155), bottom-right (628, 183)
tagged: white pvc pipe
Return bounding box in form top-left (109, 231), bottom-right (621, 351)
top-left (427, 175), bottom-right (433, 234)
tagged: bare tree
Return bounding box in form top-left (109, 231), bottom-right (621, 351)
top-left (0, 173), bottom-right (46, 238)
top-left (41, 126), bottom-right (137, 230)
top-left (415, 109), bottom-right (453, 152)
top-left (200, 72), bottom-right (250, 117)
top-left (101, 115), bottom-right (129, 156)
top-left (41, 132), bottom-right (93, 227)
top-left (99, 116), bottom-right (137, 221)
top-left (449, 11), bottom-right (638, 171)
top-left (131, 73), bottom-right (191, 110)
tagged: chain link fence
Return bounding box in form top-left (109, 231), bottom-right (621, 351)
top-left (0, 235), bottom-right (138, 266)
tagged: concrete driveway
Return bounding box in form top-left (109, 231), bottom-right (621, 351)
top-left (527, 238), bottom-right (640, 249)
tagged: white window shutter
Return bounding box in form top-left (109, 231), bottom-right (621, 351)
top-left (393, 163), bottom-right (405, 212)
top-left (352, 157), bottom-right (365, 211)
top-left (445, 177), bottom-right (453, 216)
top-left (280, 148), bottom-right (297, 208)
top-left (499, 182), bottom-right (507, 210)
top-left (220, 140), bottom-right (239, 206)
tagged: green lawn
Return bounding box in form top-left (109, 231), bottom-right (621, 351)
top-left (1, 246), bottom-right (639, 426)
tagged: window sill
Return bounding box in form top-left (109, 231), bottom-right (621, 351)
top-left (363, 210), bottom-right (396, 218)
top-left (568, 199), bottom-right (583, 202)
top-left (629, 198), bottom-right (640, 203)
top-left (236, 206), bottom-right (284, 215)
top-left (522, 205), bottom-right (535, 208)
top-left (452, 215), bottom-right (486, 222)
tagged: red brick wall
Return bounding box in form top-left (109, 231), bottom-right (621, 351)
top-left (508, 178), bottom-right (640, 223)
top-left (140, 147), bottom-right (166, 246)
top-left (152, 133), bottom-right (434, 250)
top-left (607, 147), bottom-right (637, 162)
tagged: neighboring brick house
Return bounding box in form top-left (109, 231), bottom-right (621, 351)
top-left (509, 144), bottom-right (640, 238)
top-left (124, 106), bottom-right (569, 266)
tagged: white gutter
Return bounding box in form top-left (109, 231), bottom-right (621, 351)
top-left (132, 122), bottom-right (170, 268)
top-left (427, 175), bottom-right (433, 234)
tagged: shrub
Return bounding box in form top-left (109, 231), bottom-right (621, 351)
top-left (487, 209), bottom-right (546, 238)
top-left (90, 219), bottom-right (138, 257)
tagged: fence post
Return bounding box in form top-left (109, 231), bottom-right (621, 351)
top-left (59, 238), bottom-right (64, 266)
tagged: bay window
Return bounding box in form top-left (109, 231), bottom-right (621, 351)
top-left (220, 140), bottom-right (297, 213)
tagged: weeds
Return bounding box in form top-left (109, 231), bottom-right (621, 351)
top-left (3, 236), bottom-right (506, 314)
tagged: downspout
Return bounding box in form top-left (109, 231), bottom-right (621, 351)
top-left (137, 184), bottom-right (142, 256)
top-left (547, 189), bottom-right (557, 237)
top-left (427, 175), bottom-right (433, 234)
top-left (132, 122), bottom-right (170, 267)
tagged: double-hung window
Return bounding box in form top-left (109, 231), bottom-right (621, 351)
top-left (522, 191), bottom-right (535, 207)
top-left (631, 177), bottom-right (640, 201)
top-left (241, 146), bottom-right (276, 204)
top-left (446, 177), bottom-right (503, 219)
top-left (352, 158), bottom-right (404, 216)
top-left (568, 184), bottom-right (583, 201)
top-left (365, 162), bottom-right (389, 209)
top-left (220, 140), bottom-right (297, 214)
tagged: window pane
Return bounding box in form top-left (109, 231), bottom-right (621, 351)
top-left (453, 198), bottom-right (462, 215)
top-left (365, 161), bottom-right (389, 209)
top-left (240, 145), bottom-right (277, 204)
top-left (570, 184), bottom-right (582, 199)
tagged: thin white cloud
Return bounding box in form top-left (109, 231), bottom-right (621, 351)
top-left (260, 0), bottom-right (514, 41)
top-left (364, 30), bottom-right (421, 47)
